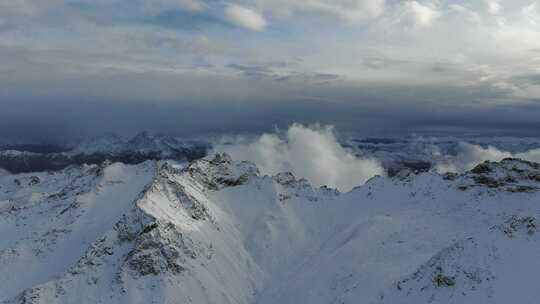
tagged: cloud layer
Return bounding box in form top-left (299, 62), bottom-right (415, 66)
top-left (215, 124), bottom-right (384, 192)
top-left (1, 1), bottom-right (540, 139)
top-left (248, 0), bottom-right (386, 23)
top-left (407, 1), bottom-right (441, 27)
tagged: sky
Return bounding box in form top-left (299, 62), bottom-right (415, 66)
top-left (1, 0), bottom-right (540, 142)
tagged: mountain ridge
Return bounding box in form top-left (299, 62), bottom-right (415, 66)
top-left (0, 132), bottom-right (210, 174)
top-left (1, 155), bottom-right (540, 303)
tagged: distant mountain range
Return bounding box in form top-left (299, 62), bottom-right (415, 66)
top-left (0, 132), bottom-right (210, 173)
top-left (3, 133), bottom-right (540, 177)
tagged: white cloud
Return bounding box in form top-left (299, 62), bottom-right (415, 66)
top-left (523, 2), bottom-right (540, 25)
top-left (449, 4), bottom-right (466, 13)
top-left (244, 0), bottom-right (385, 23)
top-left (294, 0), bottom-right (385, 23)
top-left (487, 1), bottom-right (502, 15)
top-left (516, 148), bottom-right (540, 163)
top-left (1, 0), bottom-right (540, 112)
top-left (214, 124), bottom-right (384, 192)
top-left (435, 142), bottom-right (540, 173)
top-left (141, 0), bottom-right (208, 15)
top-left (406, 1), bottom-right (441, 27)
top-left (448, 4), bottom-right (481, 23)
top-left (435, 142), bottom-right (511, 173)
top-left (225, 4), bottom-right (267, 31)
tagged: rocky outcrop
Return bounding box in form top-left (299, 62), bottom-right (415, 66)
top-left (395, 238), bottom-right (496, 301)
top-left (456, 158), bottom-right (540, 192)
top-left (183, 153), bottom-right (259, 190)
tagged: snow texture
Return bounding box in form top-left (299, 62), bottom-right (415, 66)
top-left (1, 155), bottom-right (540, 304)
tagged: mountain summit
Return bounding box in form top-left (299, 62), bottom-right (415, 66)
top-left (1, 155), bottom-right (540, 303)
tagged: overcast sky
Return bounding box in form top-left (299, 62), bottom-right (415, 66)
top-left (1, 0), bottom-right (540, 142)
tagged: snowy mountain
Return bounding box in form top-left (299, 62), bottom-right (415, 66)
top-left (70, 132), bottom-right (210, 158)
top-left (0, 132), bottom-right (209, 173)
top-left (347, 135), bottom-right (540, 175)
top-left (1, 155), bottom-right (540, 303)
top-left (70, 133), bottom-right (128, 155)
top-left (123, 132), bottom-right (181, 156)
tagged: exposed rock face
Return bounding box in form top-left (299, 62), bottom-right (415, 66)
top-left (272, 171), bottom-right (339, 202)
top-left (387, 161), bottom-right (433, 177)
top-left (500, 215), bottom-right (537, 237)
top-left (183, 153), bottom-right (259, 190)
top-left (1, 156), bottom-right (540, 304)
top-left (274, 172), bottom-right (296, 186)
top-left (395, 238), bottom-right (496, 301)
top-left (458, 158), bottom-right (540, 192)
top-left (125, 223), bottom-right (194, 276)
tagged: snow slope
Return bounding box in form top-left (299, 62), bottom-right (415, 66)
top-left (1, 155), bottom-right (540, 303)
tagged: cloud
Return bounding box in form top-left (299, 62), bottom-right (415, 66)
top-left (247, 0), bottom-right (385, 23)
top-left (224, 63), bottom-right (341, 83)
top-left (487, 1), bottom-right (502, 15)
top-left (362, 55), bottom-right (408, 69)
top-left (448, 4), bottom-right (481, 23)
top-left (435, 142), bottom-right (511, 173)
top-left (214, 124), bottom-right (384, 192)
top-left (523, 2), bottom-right (540, 26)
top-left (516, 148), bottom-right (540, 163)
top-left (141, 0), bottom-right (208, 15)
top-left (225, 4), bottom-right (267, 31)
top-left (2, 0), bottom-right (540, 141)
top-left (435, 142), bottom-right (540, 173)
top-left (406, 1), bottom-right (441, 27)
top-left (510, 73), bottom-right (540, 86)
top-left (226, 63), bottom-right (273, 78)
top-left (0, 0), bottom-right (48, 17)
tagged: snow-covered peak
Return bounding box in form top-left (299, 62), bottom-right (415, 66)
top-left (125, 131), bottom-right (178, 155)
top-left (71, 133), bottom-right (127, 155)
top-left (2, 157), bottom-right (540, 304)
top-left (68, 132), bottom-right (210, 158)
